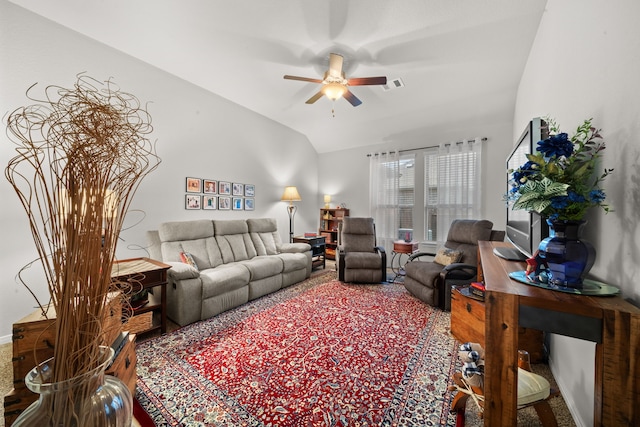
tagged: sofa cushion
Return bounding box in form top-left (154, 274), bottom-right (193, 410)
top-left (344, 252), bottom-right (382, 269)
top-left (200, 263), bottom-right (251, 299)
top-left (241, 256), bottom-right (283, 280)
top-left (247, 218), bottom-right (280, 256)
top-left (277, 253), bottom-right (309, 273)
top-left (159, 220), bottom-right (221, 269)
top-left (251, 232), bottom-right (279, 256)
top-left (159, 219), bottom-right (213, 242)
top-left (214, 220), bottom-right (257, 262)
top-left (341, 217), bottom-right (376, 253)
top-left (403, 260), bottom-right (445, 287)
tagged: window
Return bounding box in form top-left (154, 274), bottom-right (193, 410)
top-left (398, 154), bottom-right (415, 241)
top-left (370, 139), bottom-right (482, 246)
top-left (423, 141), bottom-right (481, 242)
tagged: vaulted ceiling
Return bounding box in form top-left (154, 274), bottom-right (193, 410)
top-left (9, 0), bottom-right (547, 153)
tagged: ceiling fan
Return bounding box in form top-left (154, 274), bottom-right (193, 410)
top-left (283, 53), bottom-right (387, 107)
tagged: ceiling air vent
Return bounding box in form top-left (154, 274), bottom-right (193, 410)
top-left (381, 78), bottom-right (405, 91)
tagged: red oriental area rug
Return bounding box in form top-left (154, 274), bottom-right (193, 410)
top-left (136, 277), bottom-right (459, 426)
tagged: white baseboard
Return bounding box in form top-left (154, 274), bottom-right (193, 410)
top-left (0, 333), bottom-right (12, 345)
top-left (548, 355), bottom-right (587, 427)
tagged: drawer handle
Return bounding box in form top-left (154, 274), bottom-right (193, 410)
top-left (466, 303), bottom-right (472, 313)
top-left (125, 356), bottom-right (131, 369)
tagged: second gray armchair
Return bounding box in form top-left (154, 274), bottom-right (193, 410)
top-left (403, 219), bottom-right (505, 310)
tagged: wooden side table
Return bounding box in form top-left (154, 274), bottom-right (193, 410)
top-left (293, 236), bottom-right (326, 270)
top-left (111, 257), bottom-right (170, 335)
top-left (391, 240), bottom-right (419, 283)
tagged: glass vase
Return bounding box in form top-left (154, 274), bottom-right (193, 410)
top-left (538, 219), bottom-right (596, 289)
top-left (12, 346), bottom-right (133, 427)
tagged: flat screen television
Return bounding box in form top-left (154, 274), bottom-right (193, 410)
top-left (494, 118), bottom-right (550, 261)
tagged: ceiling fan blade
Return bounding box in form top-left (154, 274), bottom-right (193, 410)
top-left (347, 76), bottom-right (387, 86)
top-left (328, 53), bottom-right (344, 78)
top-left (305, 90), bottom-right (325, 104)
top-left (343, 90), bottom-right (362, 107)
top-left (284, 75), bottom-right (323, 84)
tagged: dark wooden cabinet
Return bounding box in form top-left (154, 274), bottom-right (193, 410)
top-left (319, 208), bottom-right (349, 260)
top-left (293, 236), bottom-right (326, 270)
top-left (111, 257), bottom-right (170, 336)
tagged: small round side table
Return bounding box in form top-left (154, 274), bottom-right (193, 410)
top-left (391, 240), bottom-right (419, 283)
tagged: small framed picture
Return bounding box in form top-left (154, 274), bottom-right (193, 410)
top-left (218, 196), bottom-right (231, 210)
top-left (233, 183), bottom-right (244, 196)
top-left (185, 194), bottom-right (201, 210)
top-left (203, 180), bottom-right (217, 194)
top-left (232, 197), bottom-right (243, 210)
top-left (219, 181), bottom-right (231, 195)
top-left (203, 195), bottom-right (217, 210)
top-left (244, 198), bottom-right (254, 211)
top-left (244, 184), bottom-right (255, 197)
top-left (186, 177), bottom-right (201, 193)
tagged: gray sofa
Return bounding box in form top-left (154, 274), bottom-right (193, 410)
top-left (147, 218), bottom-right (312, 326)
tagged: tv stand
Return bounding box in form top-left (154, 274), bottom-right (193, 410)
top-left (492, 246), bottom-right (528, 261)
top-left (479, 241), bottom-right (640, 426)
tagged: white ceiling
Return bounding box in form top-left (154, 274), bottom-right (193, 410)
top-left (10, 0), bottom-right (547, 153)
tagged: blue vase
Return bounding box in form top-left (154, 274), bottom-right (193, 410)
top-left (537, 219), bottom-right (596, 289)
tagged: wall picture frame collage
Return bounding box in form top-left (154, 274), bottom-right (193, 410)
top-left (186, 177), bottom-right (255, 211)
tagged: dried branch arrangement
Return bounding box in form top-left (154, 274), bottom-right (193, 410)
top-left (5, 74), bottom-right (160, 404)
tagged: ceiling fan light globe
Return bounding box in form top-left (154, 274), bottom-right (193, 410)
top-left (323, 82), bottom-right (347, 101)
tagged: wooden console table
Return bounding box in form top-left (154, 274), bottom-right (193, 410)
top-left (480, 241), bottom-right (639, 426)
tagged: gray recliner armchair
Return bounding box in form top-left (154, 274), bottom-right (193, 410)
top-left (403, 219), bottom-right (505, 310)
top-left (337, 217), bottom-right (387, 283)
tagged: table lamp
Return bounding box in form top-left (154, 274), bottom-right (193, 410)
top-left (324, 194), bottom-right (331, 209)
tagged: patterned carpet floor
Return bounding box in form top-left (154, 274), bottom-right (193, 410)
top-left (135, 274), bottom-right (460, 426)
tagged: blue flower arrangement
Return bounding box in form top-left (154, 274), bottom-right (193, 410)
top-left (507, 117), bottom-right (613, 221)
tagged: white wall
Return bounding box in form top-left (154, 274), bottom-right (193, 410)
top-left (515, 1), bottom-right (640, 425)
top-left (0, 1), bottom-right (319, 342)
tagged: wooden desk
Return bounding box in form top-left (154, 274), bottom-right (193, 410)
top-left (480, 241), bottom-right (640, 426)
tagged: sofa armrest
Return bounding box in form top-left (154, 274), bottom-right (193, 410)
top-left (279, 242), bottom-right (311, 254)
top-left (166, 262), bottom-right (200, 280)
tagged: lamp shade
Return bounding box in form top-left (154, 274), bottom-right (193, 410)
top-left (281, 186), bottom-right (301, 203)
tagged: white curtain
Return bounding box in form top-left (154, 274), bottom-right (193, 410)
top-left (436, 138), bottom-right (483, 243)
top-left (369, 151), bottom-right (399, 254)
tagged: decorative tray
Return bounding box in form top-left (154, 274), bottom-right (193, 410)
top-left (508, 270), bottom-right (620, 296)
